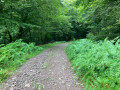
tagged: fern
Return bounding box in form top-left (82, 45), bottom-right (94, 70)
top-left (0, 40), bottom-right (43, 83)
top-left (66, 39), bottom-right (120, 90)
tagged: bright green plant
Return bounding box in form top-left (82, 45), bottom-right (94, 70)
top-left (66, 39), bottom-right (120, 90)
top-left (0, 39), bottom-right (43, 83)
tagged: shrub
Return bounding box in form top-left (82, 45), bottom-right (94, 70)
top-left (66, 39), bottom-right (120, 90)
top-left (0, 40), bottom-right (43, 82)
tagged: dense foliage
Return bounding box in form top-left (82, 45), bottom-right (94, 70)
top-left (1, 0), bottom-right (120, 44)
top-left (72, 0), bottom-right (120, 40)
top-left (0, 0), bottom-right (74, 44)
top-left (0, 40), bottom-right (43, 82)
top-left (66, 39), bottom-right (120, 90)
top-left (1, 0), bottom-right (119, 44)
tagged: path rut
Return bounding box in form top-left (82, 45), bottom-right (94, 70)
top-left (0, 43), bottom-right (84, 90)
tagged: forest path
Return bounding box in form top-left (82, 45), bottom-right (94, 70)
top-left (1, 43), bottom-right (84, 90)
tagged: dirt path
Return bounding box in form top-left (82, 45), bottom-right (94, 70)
top-left (0, 43), bottom-right (84, 90)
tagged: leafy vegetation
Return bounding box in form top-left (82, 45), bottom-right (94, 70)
top-left (0, 0), bottom-right (120, 43)
top-left (0, 0), bottom-right (74, 45)
top-left (0, 40), bottom-right (42, 82)
top-left (71, 0), bottom-right (120, 40)
top-left (66, 39), bottom-right (120, 90)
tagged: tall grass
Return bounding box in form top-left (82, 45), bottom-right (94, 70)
top-left (66, 39), bottom-right (120, 90)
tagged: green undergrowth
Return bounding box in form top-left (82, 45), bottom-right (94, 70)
top-left (66, 39), bottom-right (120, 90)
top-left (0, 40), bottom-right (65, 83)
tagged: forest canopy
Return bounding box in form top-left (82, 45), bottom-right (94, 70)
top-left (1, 0), bottom-right (120, 45)
top-left (0, 0), bottom-right (73, 44)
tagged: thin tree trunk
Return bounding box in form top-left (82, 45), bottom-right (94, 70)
top-left (8, 31), bottom-right (12, 43)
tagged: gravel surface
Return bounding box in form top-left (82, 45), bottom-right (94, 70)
top-left (0, 43), bottom-right (84, 90)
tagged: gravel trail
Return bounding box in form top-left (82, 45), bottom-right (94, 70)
top-left (0, 43), bottom-right (84, 90)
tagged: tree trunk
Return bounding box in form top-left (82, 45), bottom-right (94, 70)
top-left (17, 27), bottom-right (23, 39)
top-left (8, 31), bottom-right (12, 43)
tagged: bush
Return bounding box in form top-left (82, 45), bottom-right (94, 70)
top-left (66, 39), bottom-right (120, 90)
top-left (0, 40), bottom-right (43, 83)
